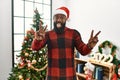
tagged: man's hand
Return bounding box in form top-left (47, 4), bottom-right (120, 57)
top-left (35, 23), bottom-right (47, 41)
top-left (87, 30), bottom-right (101, 49)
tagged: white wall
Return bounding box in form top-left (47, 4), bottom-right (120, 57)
top-left (0, 0), bottom-right (12, 80)
top-left (67, 0), bottom-right (120, 48)
top-left (52, 0), bottom-right (120, 58)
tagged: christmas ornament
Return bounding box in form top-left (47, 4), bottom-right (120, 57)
top-left (84, 62), bottom-right (95, 80)
top-left (19, 62), bottom-right (25, 68)
top-left (18, 75), bottom-right (23, 79)
top-left (39, 51), bottom-right (43, 53)
top-left (98, 40), bottom-right (117, 57)
top-left (25, 53), bottom-right (29, 57)
top-left (112, 73), bottom-right (117, 80)
top-left (26, 78), bottom-right (30, 80)
top-left (29, 39), bottom-right (32, 41)
top-left (39, 58), bottom-right (41, 62)
top-left (32, 59), bottom-right (37, 64)
top-left (28, 63), bottom-right (31, 68)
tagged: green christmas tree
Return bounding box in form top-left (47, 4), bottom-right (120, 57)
top-left (8, 9), bottom-right (48, 80)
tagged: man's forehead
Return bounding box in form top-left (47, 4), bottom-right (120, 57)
top-left (54, 14), bottom-right (66, 17)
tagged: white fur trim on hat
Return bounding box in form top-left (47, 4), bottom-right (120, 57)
top-left (54, 9), bottom-right (67, 17)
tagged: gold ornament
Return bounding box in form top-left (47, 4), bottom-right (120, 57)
top-left (25, 53), bottom-right (29, 57)
top-left (18, 75), bottom-right (23, 79)
top-left (32, 59), bottom-right (37, 64)
top-left (27, 62), bottom-right (31, 68)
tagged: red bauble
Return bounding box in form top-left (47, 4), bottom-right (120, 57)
top-left (26, 78), bottom-right (30, 80)
top-left (112, 73), bottom-right (117, 80)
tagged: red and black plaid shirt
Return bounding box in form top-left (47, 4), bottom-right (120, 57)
top-left (31, 27), bottom-right (91, 80)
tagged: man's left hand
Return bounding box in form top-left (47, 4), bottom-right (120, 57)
top-left (87, 30), bottom-right (101, 49)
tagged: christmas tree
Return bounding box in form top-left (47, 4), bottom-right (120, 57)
top-left (8, 9), bottom-right (48, 80)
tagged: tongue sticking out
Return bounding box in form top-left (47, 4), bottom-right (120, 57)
top-left (56, 23), bottom-right (61, 28)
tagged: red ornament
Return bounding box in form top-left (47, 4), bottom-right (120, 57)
top-left (21, 57), bottom-right (25, 60)
top-left (19, 62), bottom-right (25, 68)
top-left (20, 62), bottom-right (24, 66)
top-left (112, 73), bottom-right (117, 80)
top-left (26, 78), bottom-right (30, 80)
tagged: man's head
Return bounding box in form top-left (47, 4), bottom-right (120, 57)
top-left (53, 6), bottom-right (70, 34)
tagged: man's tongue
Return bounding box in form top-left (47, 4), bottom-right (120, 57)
top-left (56, 23), bottom-right (61, 28)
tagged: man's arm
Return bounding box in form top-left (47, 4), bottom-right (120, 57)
top-left (31, 38), bottom-right (47, 51)
top-left (74, 30), bottom-right (92, 55)
top-left (74, 30), bottom-right (101, 55)
top-left (31, 24), bottom-right (48, 51)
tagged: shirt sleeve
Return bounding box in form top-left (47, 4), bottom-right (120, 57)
top-left (74, 30), bottom-right (92, 55)
top-left (31, 32), bottom-right (48, 51)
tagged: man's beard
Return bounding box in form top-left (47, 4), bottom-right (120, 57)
top-left (54, 22), bottom-right (66, 34)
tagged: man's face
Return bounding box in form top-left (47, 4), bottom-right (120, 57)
top-left (53, 14), bottom-right (67, 28)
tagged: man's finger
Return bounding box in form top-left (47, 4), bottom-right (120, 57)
top-left (39, 25), bottom-right (43, 30)
top-left (90, 30), bottom-right (94, 38)
top-left (43, 25), bottom-right (47, 31)
top-left (39, 22), bottom-right (43, 31)
top-left (94, 31), bottom-right (101, 37)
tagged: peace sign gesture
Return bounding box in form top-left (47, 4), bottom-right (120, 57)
top-left (87, 30), bottom-right (101, 49)
top-left (35, 22), bottom-right (47, 41)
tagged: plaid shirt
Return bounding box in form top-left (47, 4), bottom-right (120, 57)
top-left (31, 27), bottom-right (91, 80)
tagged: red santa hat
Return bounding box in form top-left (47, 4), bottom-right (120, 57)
top-left (54, 6), bottom-right (70, 19)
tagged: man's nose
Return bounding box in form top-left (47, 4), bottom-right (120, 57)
top-left (57, 18), bottom-right (61, 22)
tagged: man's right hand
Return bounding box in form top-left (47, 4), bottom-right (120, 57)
top-left (35, 23), bottom-right (47, 41)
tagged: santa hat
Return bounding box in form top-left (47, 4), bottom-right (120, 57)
top-left (54, 6), bottom-right (70, 19)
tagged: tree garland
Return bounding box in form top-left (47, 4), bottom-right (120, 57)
top-left (30, 62), bottom-right (48, 72)
top-left (98, 40), bottom-right (120, 78)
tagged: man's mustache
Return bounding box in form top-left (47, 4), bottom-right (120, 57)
top-left (56, 22), bottom-right (62, 24)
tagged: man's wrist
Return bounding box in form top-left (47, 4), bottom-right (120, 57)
top-left (35, 38), bottom-right (42, 41)
top-left (87, 43), bottom-right (93, 49)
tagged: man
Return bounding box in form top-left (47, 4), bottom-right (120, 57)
top-left (31, 6), bottom-right (101, 80)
